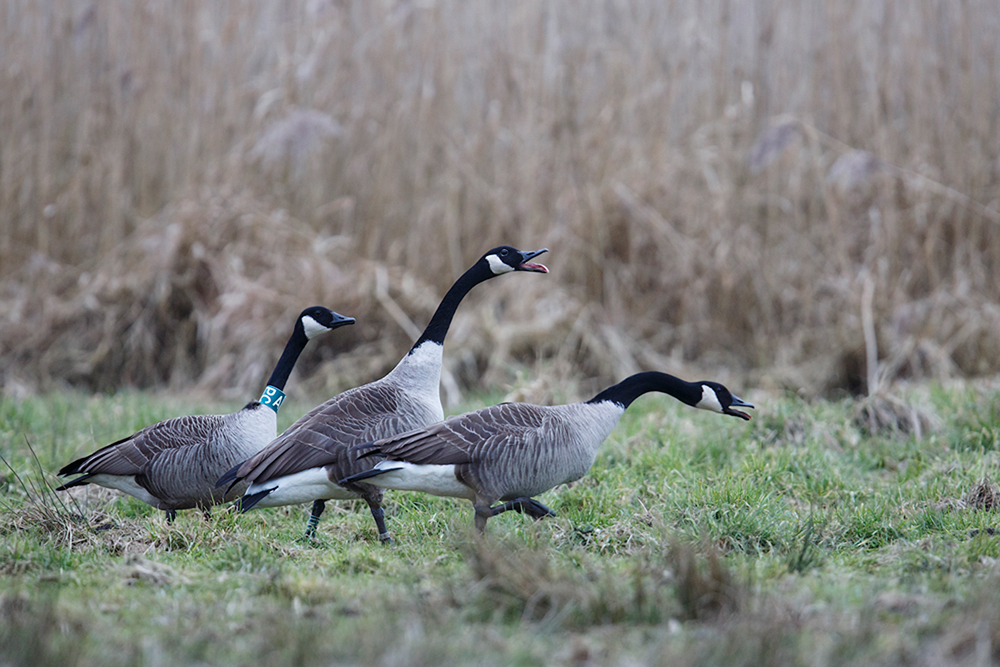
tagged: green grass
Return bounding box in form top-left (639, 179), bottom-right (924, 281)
top-left (4, 384), bottom-right (1000, 665)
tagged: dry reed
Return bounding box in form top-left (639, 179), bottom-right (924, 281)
top-left (2, 0), bottom-right (999, 398)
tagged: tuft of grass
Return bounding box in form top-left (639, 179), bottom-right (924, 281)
top-left (461, 529), bottom-right (665, 627)
top-left (965, 478), bottom-right (999, 512)
top-left (0, 440), bottom-right (93, 550)
top-left (854, 392), bottom-right (940, 439)
top-left (786, 514), bottom-right (824, 574)
top-left (667, 540), bottom-right (744, 621)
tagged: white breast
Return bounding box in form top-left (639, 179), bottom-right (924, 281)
top-left (225, 406), bottom-right (279, 458)
top-left (385, 341), bottom-right (446, 423)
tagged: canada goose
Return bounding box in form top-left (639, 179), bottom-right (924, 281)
top-left (56, 307), bottom-right (354, 521)
top-left (341, 372), bottom-right (753, 533)
top-left (217, 246), bottom-right (550, 542)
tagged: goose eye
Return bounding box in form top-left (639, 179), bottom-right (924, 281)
top-left (500, 249), bottom-right (508, 256)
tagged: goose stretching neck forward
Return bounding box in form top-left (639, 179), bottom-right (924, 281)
top-left (57, 307), bottom-right (354, 521)
top-left (217, 246), bottom-right (550, 541)
top-left (341, 372), bottom-right (753, 533)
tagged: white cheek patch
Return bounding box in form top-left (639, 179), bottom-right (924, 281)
top-left (301, 315), bottom-right (330, 339)
top-left (485, 254), bottom-right (515, 274)
top-left (696, 385), bottom-right (724, 413)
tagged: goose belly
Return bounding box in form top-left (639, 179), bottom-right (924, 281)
top-left (247, 467), bottom-right (359, 508)
top-left (500, 459), bottom-right (594, 500)
top-left (498, 403), bottom-right (624, 499)
top-left (492, 431), bottom-right (609, 500)
top-left (147, 449), bottom-right (270, 509)
top-left (368, 462), bottom-right (476, 500)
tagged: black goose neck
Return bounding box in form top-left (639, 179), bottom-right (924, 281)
top-left (586, 372), bottom-right (701, 410)
top-left (410, 261), bottom-right (493, 351)
top-left (264, 322), bottom-right (310, 390)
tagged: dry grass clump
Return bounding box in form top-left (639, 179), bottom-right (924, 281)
top-left (120, 554), bottom-right (187, 586)
top-left (1, 461), bottom-right (263, 566)
top-left (0, 451), bottom-right (88, 548)
top-left (2, 190), bottom-right (376, 395)
top-left (2, 0), bottom-right (1000, 396)
top-left (965, 479), bottom-right (999, 512)
top-left (0, 452), bottom-right (149, 560)
top-left (666, 540), bottom-right (744, 622)
top-left (1, 189), bottom-right (583, 398)
top-left (461, 532), bottom-right (743, 628)
top-left (854, 392), bottom-right (940, 439)
top-left (463, 534), bottom-right (587, 625)
top-left (462, 533), bottom-right (676, 628)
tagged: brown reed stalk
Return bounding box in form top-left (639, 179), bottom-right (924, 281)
top-left (1, 0), bottom-right (998, 397)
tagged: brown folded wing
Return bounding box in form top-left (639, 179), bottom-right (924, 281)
top-left (370, 402), bottom-right (546, 466)
top-left (59, 415), bottom-right (225, 477)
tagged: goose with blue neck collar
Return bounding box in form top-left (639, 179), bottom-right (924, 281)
top-left (56, 306), bottom-right (353, 522)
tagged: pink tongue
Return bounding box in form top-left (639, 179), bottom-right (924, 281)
top-left (521, 262), bottom-right (549, 273)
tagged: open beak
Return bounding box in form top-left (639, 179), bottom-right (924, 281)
top-left (517, 248), bottom-right (549, 273)
top-left (724, 395), bottom-right (754, 421)
top-left (333, 315), bottom-right (356, 328)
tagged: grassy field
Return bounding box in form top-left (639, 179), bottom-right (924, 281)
top-left (4, 3), bottom-right (999, 662)
top-left (4, 383), bottom-right (1000, 666)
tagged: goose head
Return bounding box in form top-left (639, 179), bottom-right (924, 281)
top-left (298, 307), bottom-right (356, 339)
top-left (482, 246), bottom-right (549, 275)
top-left (695, 381), bottom-right (754, 420)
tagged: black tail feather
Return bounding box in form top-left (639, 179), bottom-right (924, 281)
top-left (57, 433), bottom-right (138, 477)
top-left (58, 457), bottom-right (90, 477)
top-left (238, 487), bottom-right (274, 513)
top-left (339, 467), bottom-right (398, 486)
top-left (55, 474), bottom-right (94, 492)
top-left (216, 463), bottom-right (243, 492)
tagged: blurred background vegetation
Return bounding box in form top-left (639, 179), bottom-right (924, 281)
top-left (2, 0), bottom-right (998, 402)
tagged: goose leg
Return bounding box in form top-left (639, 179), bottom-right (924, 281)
top-left (364, 498), bottom-right (392, 544)
top-left (490, 497), bottom-right (556, 520)
top-left (473, 500), bottom-right (493, 533)
top-left (165, 509), bottom-right (177, 524)
top-left (304, 499), bottom-right (325, 538)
